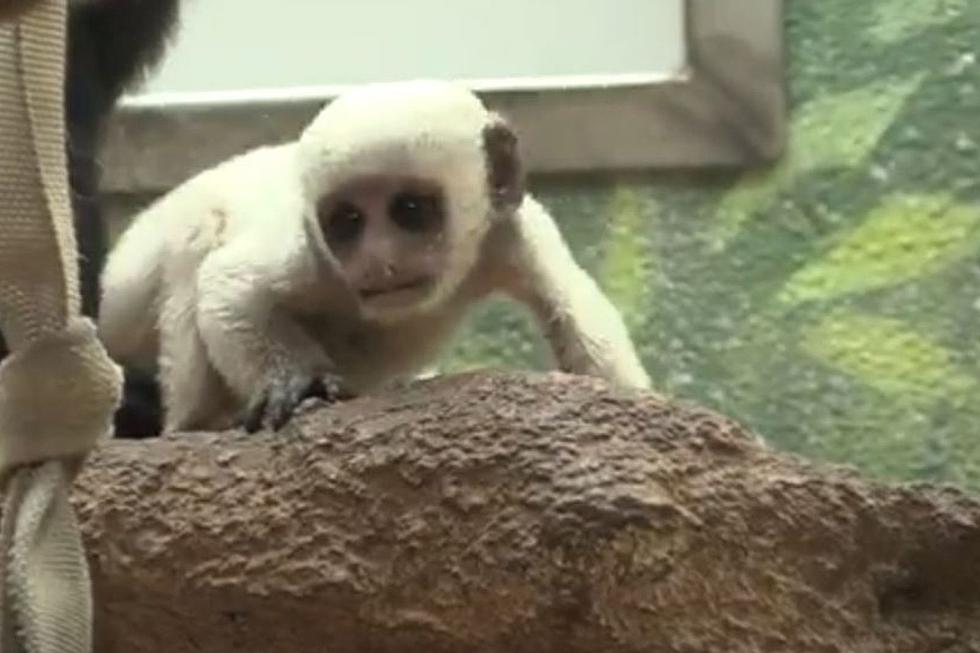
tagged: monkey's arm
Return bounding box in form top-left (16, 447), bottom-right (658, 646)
top-left (195, 244), bottom-right (349, 432)
top-left (497, 197), bottom-right (651, 390)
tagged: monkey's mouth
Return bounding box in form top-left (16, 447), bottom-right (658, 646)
top-left (359, 277), bottom-right (432, 301)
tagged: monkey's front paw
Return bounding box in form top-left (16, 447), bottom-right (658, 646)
top-left (314, 373), bottom-right (357, 404)
top-left (242, 371), bottom-right (354, 433)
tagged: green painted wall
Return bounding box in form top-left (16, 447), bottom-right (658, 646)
top-left (440, 0), bottom-right (980, 490)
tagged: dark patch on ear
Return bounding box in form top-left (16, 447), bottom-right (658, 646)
top-left (482, 116), bottom-right (526, 212)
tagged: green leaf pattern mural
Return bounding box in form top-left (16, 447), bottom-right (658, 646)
top-left (440, 0), bottom-right (980, 489)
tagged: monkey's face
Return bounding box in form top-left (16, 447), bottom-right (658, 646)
top-left (317, 175), bottom-right (450, 322)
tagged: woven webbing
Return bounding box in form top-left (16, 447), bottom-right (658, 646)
top-left (0, 1), bottom-right (123, 652)
top-left (0, 0), bottom-right (76, 351)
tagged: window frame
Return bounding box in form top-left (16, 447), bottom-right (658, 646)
top-left (101, 0), bottom-right (786, 195)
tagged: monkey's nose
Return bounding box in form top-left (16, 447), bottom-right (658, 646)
top-left (384, 263), bottom-right (396, 277)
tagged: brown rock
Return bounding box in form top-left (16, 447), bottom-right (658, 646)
top-left (75, 371), bottom-right (980, 652)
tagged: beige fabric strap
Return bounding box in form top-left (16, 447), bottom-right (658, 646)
top-left (0, 0), bottom-right (76, 349)
top-left (0, 319), bottom-right (121, 469)
top-left (0, 1), bottom-right (43, 23)
top-left (0, 1), bottom-right (123, 652)
top-left (1, 463), bottom-right (91, 653)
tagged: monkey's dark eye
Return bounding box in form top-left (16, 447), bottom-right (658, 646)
top-left (389, 191), bottom-right (442, 233)
top-left (324, 202), bottom-right (365, 244)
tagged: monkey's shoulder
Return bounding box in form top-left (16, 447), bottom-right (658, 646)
top-left (142, 143), bottom-right (304, 253)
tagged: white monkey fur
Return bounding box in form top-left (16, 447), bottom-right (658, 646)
top-left (99, 80), bottom-right (651, 432)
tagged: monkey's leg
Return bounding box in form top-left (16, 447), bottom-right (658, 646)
top-left (158, 288), bottom-right (235, 432)
top-left (501, 197), bottom-right (651, 390)
top-left (195, 249), bottom-right (348, 432)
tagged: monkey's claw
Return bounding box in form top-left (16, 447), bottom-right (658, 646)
top-left (242, 371), bottom-right (354, 433)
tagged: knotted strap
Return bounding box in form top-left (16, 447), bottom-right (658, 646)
top-left (0, 1), bottom-right (122, 651)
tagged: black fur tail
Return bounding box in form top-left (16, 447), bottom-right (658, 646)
top-left (70, 0), bottom-right (180, 438)
top-left (65, 0), bottom-right (178, 315)
top-left (115, 367), bottom-right (164, 439)
top-left (67, 1), bottom-right (180, 439)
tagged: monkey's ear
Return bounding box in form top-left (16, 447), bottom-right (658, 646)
top-left (482, 115), bottom-right (526, 212)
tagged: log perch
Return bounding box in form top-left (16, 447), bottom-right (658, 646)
top-left (74, 371), bottom-right (980, 652)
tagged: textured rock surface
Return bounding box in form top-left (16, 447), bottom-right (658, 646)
top-left (76, 372), bottom-right (980, 652)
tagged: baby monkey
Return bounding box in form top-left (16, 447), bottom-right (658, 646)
top-left (99, 80), bottom-right (651, 433)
